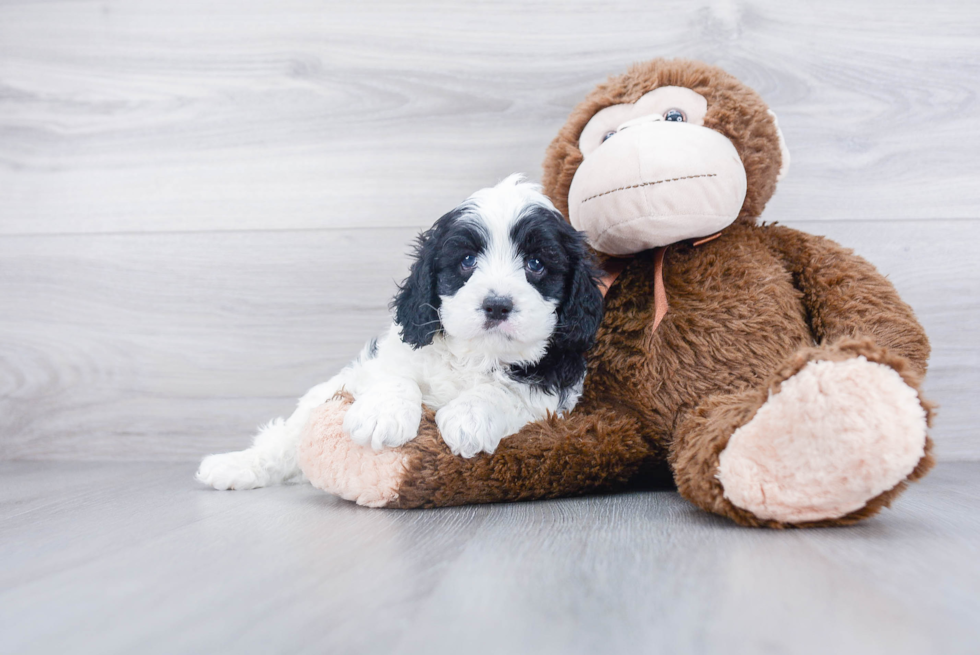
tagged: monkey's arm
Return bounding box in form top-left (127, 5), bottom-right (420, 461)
top-left (298, 395), bottom-right (655, 508)
top-left (766, 224), bottom-right (930, 376)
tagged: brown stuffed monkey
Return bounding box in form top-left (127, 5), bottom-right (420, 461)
top-left (297, 58), bottom-right (934, 528)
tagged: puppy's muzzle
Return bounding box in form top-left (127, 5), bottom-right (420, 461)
top-left (482, 295), bottom-right (514, 328)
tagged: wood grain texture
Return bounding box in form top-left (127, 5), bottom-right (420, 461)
top-left (1, 0), bottom-right (979, 236)
top-left (0, 228), bottom-right (410, 460)
top-left (1, 461), bottom-right (978, 655)
top-left (0, 0), bottom-right (977, 462)
top-left (0, 219), bottom-right (976, 461)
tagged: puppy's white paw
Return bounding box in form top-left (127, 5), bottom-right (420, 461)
top-left (196, 451), bottom-right (268, 490)
top-left (344, 393), bottom-right (422, 451)
top-left (436, 398), bottom-right (506, 458)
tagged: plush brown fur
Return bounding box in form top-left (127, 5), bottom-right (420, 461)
top-left (315, 59), bottom-right (935, 527)
top-left (670, 338), bottom-right (935, 528)
top-left (388, 406), bottom-right (650, 508)
top-left (384, 224), bottom-right (934, 526)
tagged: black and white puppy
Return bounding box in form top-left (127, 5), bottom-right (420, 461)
top-left (197, 175), bottom-right (603, 490)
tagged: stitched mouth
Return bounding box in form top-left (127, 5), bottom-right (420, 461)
top-left (582, 173), bottom-right (717, 204)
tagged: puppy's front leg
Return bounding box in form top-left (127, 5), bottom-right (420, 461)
top-left (343, 378), bottom-right (423, 451)
top-left (436, 385), bottom-right (535, 458)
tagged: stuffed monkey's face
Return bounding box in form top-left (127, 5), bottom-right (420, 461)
top-left (568, 86), bottom-right (748, 255)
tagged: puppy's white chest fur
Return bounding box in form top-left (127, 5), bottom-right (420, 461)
top-left (337, 324), bottom-right (569, 458)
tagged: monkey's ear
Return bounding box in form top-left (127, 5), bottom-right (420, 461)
top-left (768, 109), bottom-right (791, 183)
top-left (392, 229), bottom-right (441, 349)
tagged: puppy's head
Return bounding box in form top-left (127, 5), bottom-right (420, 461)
top-left (393, 174), bottom-right (603, 365)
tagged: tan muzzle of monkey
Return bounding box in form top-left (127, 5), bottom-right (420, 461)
top-left (567, 119), bottom-right (747, 256)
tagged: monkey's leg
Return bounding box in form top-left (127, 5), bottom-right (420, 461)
top-left (669, 339), bottom-right (935, 528)
top-left (297, 395), bottom-right (654, 508)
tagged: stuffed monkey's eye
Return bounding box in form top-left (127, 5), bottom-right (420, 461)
top-left (460, 254), bottom-right (477, 271)
top-left (602, 130), bottom-right (617, 142)
top-left (525, 258), bottom-right (545, 274)
top-left (664, 109), bottom-right (686, 122)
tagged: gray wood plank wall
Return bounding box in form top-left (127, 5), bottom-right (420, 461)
top-left (1, 0), bottom-right (978, 461)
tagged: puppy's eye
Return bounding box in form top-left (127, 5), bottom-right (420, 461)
top-left (525, 258), bottom-right (545, 275)
top-left (460, 254), bottom-right (477, 271)
top-left (602, 130), bottom-right (617, 143)
top-left (663, 108), bottom-right (686, 122)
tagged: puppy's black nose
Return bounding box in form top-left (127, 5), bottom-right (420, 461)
top-left (482, 295), bottom-right (514, 323)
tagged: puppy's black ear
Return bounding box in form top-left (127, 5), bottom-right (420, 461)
top-left (554, 228), bottom-right (604, 353)
top-left (392, 227), bottom-right (441, 349)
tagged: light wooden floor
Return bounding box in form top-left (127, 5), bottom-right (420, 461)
top-left (1, 461), bottom-right (978, 655)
